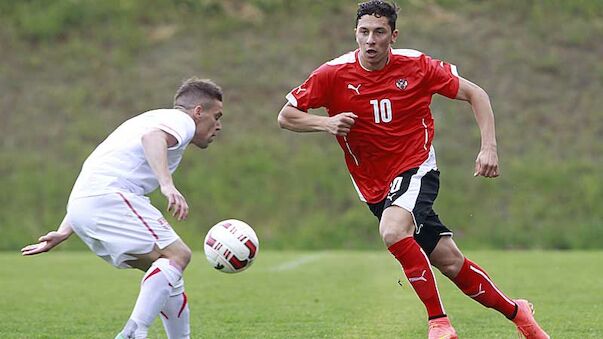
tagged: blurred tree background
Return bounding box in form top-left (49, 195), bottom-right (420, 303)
top-left (1, 0), bottom-right (601, 251)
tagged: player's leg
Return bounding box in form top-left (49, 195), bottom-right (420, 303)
top-left (430, 237), bottom-right (549, 338)
top-left (429, 236), bottom-right (517, 318)
top-left (88, 192), bottom-right (191, 339)
top-left (159, 278), bottom-right (190, 339)
top-left (118, 239), bottom-right (191, 339)
top-left (381, 206), bottom-right (457, 339)
top-left (126, 238), bottom-right (192, 271)
top-left (370, 157), bottom-right (457, 338)
top-left (130, 242), bottom-right (191, 339)
top-left (68, 193), bottom-right (193, 339)
top-left (381, 206), bottom-right (448, 321)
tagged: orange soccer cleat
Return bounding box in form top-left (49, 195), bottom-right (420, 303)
top-left (513, 299), bottom-right (550, 339)
top-left (428, 317), bottom-right (458, 339)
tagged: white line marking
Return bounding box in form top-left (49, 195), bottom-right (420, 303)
top-left (268, 254), bottom-right (324, 272)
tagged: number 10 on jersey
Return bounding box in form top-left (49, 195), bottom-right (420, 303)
top-left (371, 99), bottom-right (392, 123)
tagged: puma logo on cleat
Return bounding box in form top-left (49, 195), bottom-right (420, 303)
top-left (408, 270), bottom-right (427, 283)
top-left (347, 83), bottom-right (361, 95)
top-left (469, 283), bottom-right (485, 298)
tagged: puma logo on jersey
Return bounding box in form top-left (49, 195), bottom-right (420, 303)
top-left (408, 270), bottom-right (428, 283)
top-left (469, 283), bottom-right (485, 298)
top-left (347, 83), bottom-right (361, 95)
top-left (386, 193), bottom-right (395, 201)
top-left (295, 86), bottom-right (307, 94)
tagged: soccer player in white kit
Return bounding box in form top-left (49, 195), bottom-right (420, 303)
top-left (21, 77), bottom-right (224, 339)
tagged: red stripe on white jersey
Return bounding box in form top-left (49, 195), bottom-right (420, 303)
top-left (117, 192), bottom-right (159, 240)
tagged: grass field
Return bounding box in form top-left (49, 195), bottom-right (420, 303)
top-left (1, 250), bottom-right (601, 338)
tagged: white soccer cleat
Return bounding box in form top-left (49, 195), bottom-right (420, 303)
top-left (115, 319), bottom-right (146, 339)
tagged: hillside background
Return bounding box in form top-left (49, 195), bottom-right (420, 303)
top-left (1, 0), bottom-right (602, 251)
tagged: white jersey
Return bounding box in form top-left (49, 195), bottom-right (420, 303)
top-left (69, 109), bottom-right (195, 200)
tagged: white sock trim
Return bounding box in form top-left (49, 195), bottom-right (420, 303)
top-left (170, 277), bottom-right (185, 296)
top-left (469, 265), bottom-right (515, 306)
top-left (152, 258), bottom-right (183, 286)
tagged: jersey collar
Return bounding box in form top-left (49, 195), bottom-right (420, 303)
top-left (355, 48), bottom-right (393, 73)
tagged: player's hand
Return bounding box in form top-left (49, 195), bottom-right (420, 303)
top-left (474, 146), bottom-right (499, 178)
top-left (161, 184), bottom-right (189, 221)
top-left (21, 231), bottom-right (70, 256)
top-left (326, 112), bottom-right (357, 136)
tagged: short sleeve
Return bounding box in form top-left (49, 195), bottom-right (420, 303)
top-left (285, 64), bottom-right (332, 111)
top-left (422, 54), bottom-right (460, 99)
top-left (155, 110), bottom-right (196, 150)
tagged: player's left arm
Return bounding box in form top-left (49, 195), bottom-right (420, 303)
top-left (455, 76), bottom-right (499, 178)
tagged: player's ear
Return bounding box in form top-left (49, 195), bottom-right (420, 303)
top-left (391, 29), bottom-right (398, 44)
top-left (194, 104), bottom-right (204, 117)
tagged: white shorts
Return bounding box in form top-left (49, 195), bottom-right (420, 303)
top-left (67, 192), bottom-right (180, 268)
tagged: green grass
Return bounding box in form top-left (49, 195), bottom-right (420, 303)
top-left (1, 251), bottom-right (601, 338)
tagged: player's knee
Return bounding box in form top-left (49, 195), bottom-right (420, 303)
top-left (430, 236), bottom-right (464, 277)
top-left (379, 206), bottom-right (415, 246)
top-left (162, 241), bottom-right (192, 270)
top-left (174, 245), bottom-right (192, 270)
top-left (379, 221), bottom-right (414, 247)
top-left (431, 253), bottom-right (463, 278)
top-left (435, 260), bottom-right (462, 278)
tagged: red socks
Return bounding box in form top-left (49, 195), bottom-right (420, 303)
top-left (388, 237), bottom-right (446, 319)
top-left (388, 238), bottom-right (518, 320)
top-left (452, 258), bottom-right (517, 319)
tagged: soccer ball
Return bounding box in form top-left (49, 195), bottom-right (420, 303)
top-left (204, 219), bottom-right (259, 273)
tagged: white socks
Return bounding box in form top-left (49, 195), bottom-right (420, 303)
top-left (124, 258), bottom-right (183, 339)
top-left (160, 278), bottom-right (191, 339)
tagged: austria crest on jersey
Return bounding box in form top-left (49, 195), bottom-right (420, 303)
top-left (204, 219), bottom-right (259, 273)
top-left (395, 78), bottom-right (408, 90)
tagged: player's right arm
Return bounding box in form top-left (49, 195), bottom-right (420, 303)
top-left (21, 215), bottom-right (73, 255)
top-left (141, 129), bottom-right (189, 221)
top-left (279, 62), bottom-right (357, 136)
top-left (278, 104), bottom-right (357, 136)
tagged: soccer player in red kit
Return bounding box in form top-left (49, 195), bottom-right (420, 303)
top-left (277, 1), bottom-right (549, 338)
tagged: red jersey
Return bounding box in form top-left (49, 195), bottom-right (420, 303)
top-left (286, 48), bottom-right (460, 203)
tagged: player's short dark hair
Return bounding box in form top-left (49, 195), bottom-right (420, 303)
top-left (356, 0), bottom-right (399, 32)
top-left (173, 77), bottom-right (223, 109)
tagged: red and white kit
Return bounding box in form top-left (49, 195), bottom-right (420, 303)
top-left (286, 48), bottom-right (459, 204)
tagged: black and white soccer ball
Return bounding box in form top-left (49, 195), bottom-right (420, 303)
top-left (204, 219), bottom-right (259, 273)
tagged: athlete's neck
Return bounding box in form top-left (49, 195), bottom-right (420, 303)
top-left (174, 105), bottom-right (190, 114)
top-left (358, 52), bottom-right (389, 71)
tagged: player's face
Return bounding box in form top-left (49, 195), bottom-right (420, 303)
top-left (355, 15), bottom-right (398, 71)
top-left (191, 99), bottom-right (223, 149)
